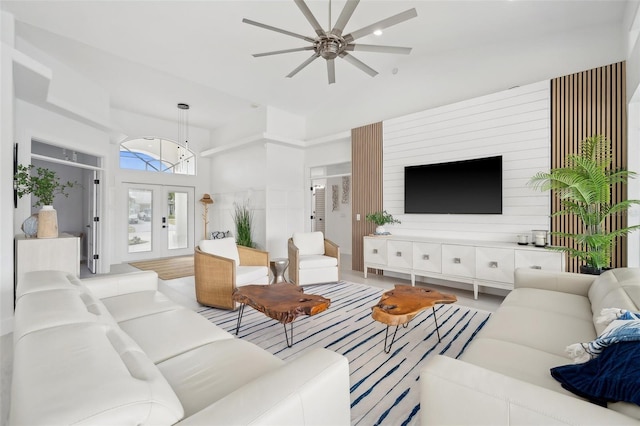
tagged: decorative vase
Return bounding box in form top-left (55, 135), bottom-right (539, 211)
top-left (375, 225), bottom-right (386, 235)
top-left (37, 205), bottom-right (58, 238)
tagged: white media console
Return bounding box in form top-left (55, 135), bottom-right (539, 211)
top-left (363, 235), bottom-right (565, 298)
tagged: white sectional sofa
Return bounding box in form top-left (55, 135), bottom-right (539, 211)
top-left (10, 270), bottom-right (350, 425)
top-left (421, 267), bottom-right (640, 425)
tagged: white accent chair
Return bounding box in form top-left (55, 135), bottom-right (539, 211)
top-left (288, 231), bottom-right (340, 285)
top-left (195, 237), bottom-right (269, 310)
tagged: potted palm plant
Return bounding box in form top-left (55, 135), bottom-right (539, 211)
top-left (528, 135), bottom-right (640, 274)
top-left (366, 210), bottom-right (401, 235)
top-left (14, 164), bottom-right (77, 238)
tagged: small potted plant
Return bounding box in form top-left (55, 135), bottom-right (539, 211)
top-left (14, 164), bottom-right (77, 238)
top-left (366, 210), bottom-right (401, 235)
top-left (233, 200), bottom-right (254, 248)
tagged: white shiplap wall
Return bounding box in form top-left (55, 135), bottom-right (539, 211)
top-left (382, 80), bottom-right (551, 242)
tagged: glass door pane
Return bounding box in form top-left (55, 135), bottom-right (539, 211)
top-left (168, 190), bottom-right (188, 250)
top-left (128, 188), bottom-right (153, 253)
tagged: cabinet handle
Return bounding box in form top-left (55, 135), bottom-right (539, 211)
top-left (373, 249), bottom-right (378, 254)
top-left (489, 261), bottom-right (498, 268)
top-left (531, 265), bottom-right (542, 269)
top-left (423, 254), bottom-right (430, 260)
top-left (396, 251), bottom-right (402, 257)
top-left (453, 257), bottom-right (461, 264)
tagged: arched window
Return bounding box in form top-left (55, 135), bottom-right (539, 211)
top-left (119, 137), bottom-right (196, 175)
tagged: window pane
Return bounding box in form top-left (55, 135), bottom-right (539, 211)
top-left (168, 191), bottom-right (188, 250)
top-left (128, 189), bottom-right (152, 253)
top-left (120, 138), bottom-right (195, 175)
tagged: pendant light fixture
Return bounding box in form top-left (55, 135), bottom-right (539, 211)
top-left (177, 103), bottom-right (190, 172)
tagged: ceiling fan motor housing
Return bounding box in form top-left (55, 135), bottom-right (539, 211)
top-left (318, 35), bottom-right (345, 59)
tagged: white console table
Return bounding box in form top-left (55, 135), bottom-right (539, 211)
top-left (363, 235), bottom-right (565, 299)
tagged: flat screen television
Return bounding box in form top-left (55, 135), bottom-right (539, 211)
top-left (404, 156), bottom-right (503, 214)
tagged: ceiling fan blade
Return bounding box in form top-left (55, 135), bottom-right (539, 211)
top-left (345, 44), bottom-right (412, 54)
top-left (339, 52), bottom-right (378, 77)
top-left (286, 53), bottom-right (321, 78)
top-left (327, 59), bottom-right (336, 84)
top-left (252, 46), bottom-right (315, 58)
top-left (343, 8), bottom-right (417, 43)
top-left (331, 0), bottom-right (359, 37)
top-left (242, 18), bottom-right (316, 43)
top-left (293, 0), bottom-right (326, 37)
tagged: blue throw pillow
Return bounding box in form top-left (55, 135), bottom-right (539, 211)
top-left (551, 341), bottom-right (640, 406)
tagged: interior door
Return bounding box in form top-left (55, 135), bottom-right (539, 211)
top-left (124, 183), bottom-right (194, 261)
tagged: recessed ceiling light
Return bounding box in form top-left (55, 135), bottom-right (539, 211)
top-left (373, 29), bottom-right (383, 36)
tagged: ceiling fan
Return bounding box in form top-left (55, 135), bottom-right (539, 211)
top-left (242, 0), bottom-right (417, 84)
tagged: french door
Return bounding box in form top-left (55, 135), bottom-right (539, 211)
top-left (124, 183), bottom-right (194, 261)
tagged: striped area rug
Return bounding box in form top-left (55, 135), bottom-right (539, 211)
top-left (197, 281), bottom-right (490, 426)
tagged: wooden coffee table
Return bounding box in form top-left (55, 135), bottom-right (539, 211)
top-left (371, 285), bottom-right (457, 353)
top-left (233, 283), bottom-right (330, 347)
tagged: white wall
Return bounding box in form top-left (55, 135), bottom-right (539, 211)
top-left (382, 80), bottom-right (551, 243)
top-left (626, 1), bottom-right (640, 267)
top-left (325, 176), bottom-right (352, 255)
top-left (1, 11), bottom-right (16, 335)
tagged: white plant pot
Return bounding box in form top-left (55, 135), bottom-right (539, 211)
top-left (37, 205), bottom-right (58, 238)
top-left (375, 225), bottom-right (386, 235)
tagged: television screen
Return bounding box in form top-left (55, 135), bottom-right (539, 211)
top-left (404, 156), bottom-right (503, 214)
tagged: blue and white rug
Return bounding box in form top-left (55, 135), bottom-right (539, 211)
top-left (197, 281), bottom-right (491, 426)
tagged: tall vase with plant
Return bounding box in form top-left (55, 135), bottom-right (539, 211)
top-left (14, 164), bottom-right (77, 238)
top-left (233, 201), bottom-right (254, 248)
top-left (528, 135), bottom-right (640, 274)
top-left (366, 210), bottom-right (401, 235)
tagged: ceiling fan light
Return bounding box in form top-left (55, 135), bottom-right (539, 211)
top-left (373, 29), bottom-right (383, 36)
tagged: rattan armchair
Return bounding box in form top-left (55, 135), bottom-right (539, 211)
top-left (194, 242), bottom-right (269, 310)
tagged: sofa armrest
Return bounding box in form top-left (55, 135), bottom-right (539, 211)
top-left (238, 245), bottom-right (269, 267)
top-left (81, 271), bottom-right (159, 299)
top-left (421, 355), bottom-right (639, 426)
top-left (175, 348), bottom-right (351, 426)
top-left (288, 238), bottom-right (299, 285)
top-left (514, 267), bottom-right (596, 296)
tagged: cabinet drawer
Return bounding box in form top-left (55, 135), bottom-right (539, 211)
top-left (442, 245), bottom-right (475, 278)
top-left (387, 240), bottom-right (413, 269)
top-left (515, 250), bottom-right (563, 271)
top-left (413, 242), bottom-right (442, 273)
top-left (476, 247), bottom-right (515, 283)
top-left (363, 238), bottom-right (387, 265)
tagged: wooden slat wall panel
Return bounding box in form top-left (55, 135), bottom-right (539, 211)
top-left (352, 122), bottom-right (383, 272)
top-left (550, 61), bottom-right (627, 272)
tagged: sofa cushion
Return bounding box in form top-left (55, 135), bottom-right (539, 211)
top-left (299, 254), bottom-right (338, 269)
top-left (101, 290), bottom-right (180, 322)
top-left (199, 237), bottom-right (240, 266)
top-left (474, 305), bottom-right (596, 358)
top-left (236, 266), bottom-right (269, 285)
top-left (14, 288), bottom-right (116, 343)
top-left (15, 270), bottom-right (85, 300)
top-left (118, 307), bottom-right (233, 363)
top-left (11, 323), bottom-right (184, 425)
top-left (157, 338), bottom-right (284, 417)
top-left (589, 269), bottom-right (640, 334)
top-left (293, 232), bottom-right (325, 256)
top-left (500, 287), bottom-right (593, 322)
top-left (460, 338), bottom-right (574, 396)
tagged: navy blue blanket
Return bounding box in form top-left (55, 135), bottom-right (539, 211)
top-left (551, 341), bottom-right (640, 406)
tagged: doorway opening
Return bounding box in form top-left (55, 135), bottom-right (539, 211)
top-left (309, 162), bottom-right (352, 256)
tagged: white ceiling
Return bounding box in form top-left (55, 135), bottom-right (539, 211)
top-left (2, 0), bottom-right (635, 140)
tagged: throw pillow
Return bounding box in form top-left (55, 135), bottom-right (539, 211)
top-left (566, 308), bottom-right (640, 363)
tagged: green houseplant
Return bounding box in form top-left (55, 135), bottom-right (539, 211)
top-left (366, 210), bottom-right (401, 235)
top-left (233, 201), bottom-right (254, 248)
top-left (14, 164), bottom-right (76, 208)
top-left (528, 135), bottom-right (640, 274)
